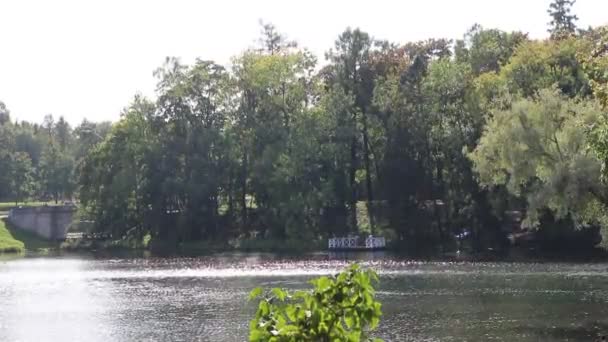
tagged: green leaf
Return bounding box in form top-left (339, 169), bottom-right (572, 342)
top-left (272, 288), bottom-right (287, 301)
top-left (249, 287), bottom-right (264, 301)
top-left (248, 264), bottom-right (383, 341)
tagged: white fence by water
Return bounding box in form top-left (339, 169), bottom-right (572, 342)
top-left (328, 236), bottom-right (386, 250)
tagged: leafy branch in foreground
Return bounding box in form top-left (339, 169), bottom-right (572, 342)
top-left (249, 264), bottom-right (383, 342)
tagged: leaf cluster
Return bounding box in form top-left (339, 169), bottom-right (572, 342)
top-left (249, 264), bottom-right (383, 342)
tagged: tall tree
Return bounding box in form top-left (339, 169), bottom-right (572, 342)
top-left (54, 116), bottom-right (72, 151)
top-left (548, 0), bottom-right (579, 39)
top-left (0, 104), bottom-right (14, 200)
top-left (455, 24), bottom-right (528, 75)
top-left (9, 152), bottom-right (35, 204)
top-left (326, 28), bottom-right (375, 232)
top-left (39, 143), bottom-right (75, 203)
top-left (0, 101), bottom-right (10, 125)
top-left (79, 96), bottom-right (157, 240)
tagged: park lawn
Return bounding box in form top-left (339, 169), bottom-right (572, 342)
top-left (0, 219), bottom-right (25, 253)
top-left (0, 201), bottom-right (58, 212)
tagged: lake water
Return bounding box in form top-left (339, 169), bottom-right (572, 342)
top-left (1, 252), bottom-right (608, 341)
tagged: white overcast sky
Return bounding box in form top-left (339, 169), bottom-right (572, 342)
top-left (1, 0), bottom-right (607, 125)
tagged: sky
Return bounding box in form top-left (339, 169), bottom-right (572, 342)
top-left (1, 0), bottom-right (607, 125)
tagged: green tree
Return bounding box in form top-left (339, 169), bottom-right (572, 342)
top-left (54, 116), bottom-right (72, 151)
top-left (39, 143), bottom-right (75, 203)
top-left (0, 101), bottom-right (9, 125)
top-left (500, 38), bottom-right (590, 98)
top-left (231, 28), bottom-right (320, 239)
top-left (469, 89), bottom-right (604, 227)
top-left (9, 152), bottom-right (35, 204)
top-left (455, 24), bottom-right (528, 75)
top-left (548, 0), bottom-right (578, 40)
top-left (0, 103), bottom-right (14, 200)
top-left (153, 58), bottom-right (231, 240)
top-left (579, 25), bottom-right (608, 109)
top-left (325, 28), bottom-right (375, 233)
top-left (581, 26), bottom-right (608, 184)
top-left (79, 96), bottom-right (157, 240)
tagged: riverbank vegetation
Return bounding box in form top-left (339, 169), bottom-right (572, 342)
top-left (0, 219), bottom-right (24, 253)
top-left (1, 1), bottom-right (608, 255)
top-left (0, 219), bottom-right (59, 253)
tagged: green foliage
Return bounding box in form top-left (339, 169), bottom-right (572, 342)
top-left (2, 219), bottom-right (58, 252)
top-left (39, 143), bottom-right (75, 203)
top-left (0, 202), bottom-right (57, 212)
top-left (580, 26), bottom-right (608, 182)
top-left (249, 264), bottom-right (382, 342)
top-left (0, 219), bottom-right (25, 253)
top-left (470, 89), bottom-right (604, 227)
top-left (455, 24), bottom-right (528, 75)
top-left (4, 3), bottom-right (608, 255)
top-left (581, 26), bottom-right (608, 110)
top-left (547, 0), bottom-right (578, 40)
top-left (500, 38), bottom-right (590, 97)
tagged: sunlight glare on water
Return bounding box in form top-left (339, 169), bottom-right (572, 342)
top-left (1, 254), bottom-right (608, 341)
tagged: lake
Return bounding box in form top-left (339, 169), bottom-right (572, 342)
top-left (1, 252), bottom-right (608, 341)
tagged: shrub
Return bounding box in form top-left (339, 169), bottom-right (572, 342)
top-left (249, 264), bottom-right (383, 342)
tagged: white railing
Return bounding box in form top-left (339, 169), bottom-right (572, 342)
top-left (328, 236), bottom-right (385, 249)
top-left (365, 236), bottom-right (385, 248)
top-left (328, 236), bottom-right (359, 249)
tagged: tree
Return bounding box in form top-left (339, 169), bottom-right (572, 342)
top-left (249, 264), bottom-right (383, 342)
top-left (0, 101), bottom-right (10, 125)
top-left (455, 24), bottom-right (528, 75)
top-left (581, 26), bottom-right (608, 184)
top-left (9, 152), bottom-right (35, 204)
top-left (153, 57), bottom-right (231, 240)
top-left (0, 102), bottom-right (14, 200)
top-left (548, 0), bottom-right (578, 40)
top-left (469, 89), bottom-right (604, 227)
top-left (258, 21), bottom-right (297, 55)
top-left (39, 143), bottom-right (75, 203)
top-left (54, 116), bottom-right (72, 151)
top-left (55, 19), bottom-right (608, 253)
top-left (79, 96), bottom-right (157, 240)
top-left (420, 58), bottom-right (491, 248)
top-left (579, 25), bottom-right (608, 109)
top-left (231, 29), bottom-right (320, 239)
top-left (325, 28), bottom-right (375, 233)
top-left (73, 119), bottom-right (112, 161)
top-left (500, 38), bottom-right (590, 98)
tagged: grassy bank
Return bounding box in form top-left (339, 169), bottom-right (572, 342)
top-left (0, 201), bottom-right (57, 212)
top-left (0, 219), bottom-right (25, 253)
top-left (0, 201), bottom-right (61, 218)
top-left (0, 218), bottom-right (59, 253)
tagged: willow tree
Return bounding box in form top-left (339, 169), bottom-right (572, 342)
top-left (469, 89), bottom-right (605, 227)
top-left (582, 26), bottom-right (608, 183)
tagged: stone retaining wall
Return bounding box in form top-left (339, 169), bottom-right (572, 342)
top-left (8, 206), bottom-right (76, 240)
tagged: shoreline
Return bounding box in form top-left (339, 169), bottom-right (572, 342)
top-left (3, 239), bottom-right (608, 264)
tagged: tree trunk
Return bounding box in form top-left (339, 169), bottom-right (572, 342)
top-left (362, 113), bottom-right (375, 234)
top-left (349, 135), bottom-right (358, 233)
top-left (240, 149), bottom-right (248, 230)
top-left (227, 169), bottom-right (234, 220)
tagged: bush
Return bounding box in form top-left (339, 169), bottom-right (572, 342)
top-left (249, 264), bottom-right (383, 342)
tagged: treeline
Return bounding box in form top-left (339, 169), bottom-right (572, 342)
top-left (2, 1), bottom-right (608, 252)
top-left (0, 111), bottom-right (111, 204)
